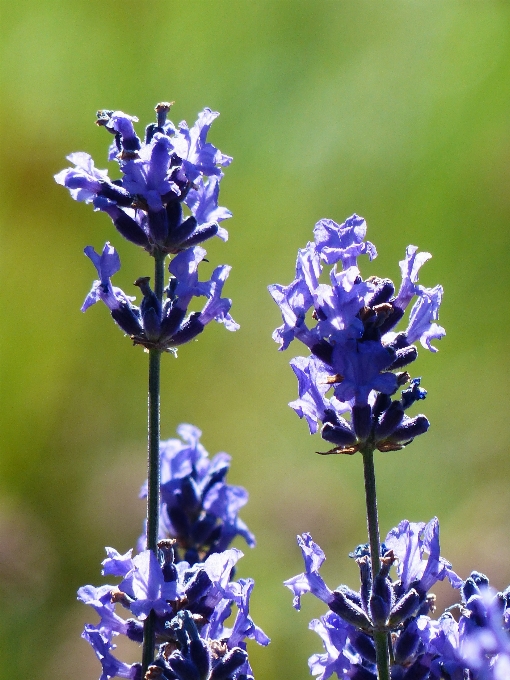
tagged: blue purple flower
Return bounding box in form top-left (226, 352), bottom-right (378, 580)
top-left (55, 103), bottom-right (232, 255)
top-left (79, 544), bottom-right (269, 680)
top-left (285, 518), bottom-right (510, 679)
top-left (138, 424), bottom-right (255, 563)
top-left (285, 518), bottom-right (468, 679)
top-left (82, 243), bottom-right (238, 351)
top-left (269, 214), bottom-right (444, 454)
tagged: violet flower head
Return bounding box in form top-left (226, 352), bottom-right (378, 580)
top-left (55, 103), bottom-right (232, 255)
top-left (285, 518), bottom-right (474, 680)
top-left (138, 424), bottom-right (255, 564)
top-left (81, 243), bottom-right (238, 352)
top-left (269, 214), bottom-right (444, 455)
top-left (80, 544), bottom-right (269, 680)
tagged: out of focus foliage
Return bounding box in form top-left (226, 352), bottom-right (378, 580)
top-left (1, 2), bottom-right (510, 680)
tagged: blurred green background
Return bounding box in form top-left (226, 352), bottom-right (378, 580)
top-left (1, 1), bottom-right (510, 679)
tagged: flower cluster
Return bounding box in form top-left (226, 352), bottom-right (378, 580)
top-left (55, 104), bottom-right (237, 351)
top-left (80, 545), bottom-right (269, 680)
top-left (82, 242), bottom-right (238, 352)
top-left (269, 215), bottom-right (444, 454)
top-left (55, 104), bottom-right (231, 255)
top-left (80, 425), bottom-right (268, 680)
top-left (138, 424), bottom-right (255, 564)
top-left (286, 518), bottom-right (510, 680)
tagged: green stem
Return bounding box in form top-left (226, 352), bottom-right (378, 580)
top-left (146, 346), bottom-right (162, 552)
top-left (361, 448), bottom-right (390, 680)
top-left (361, 448), bottom-right (381, 577)
top-left (153, 249), bottom-right (166, 302)
top-left (373, 631), bottom-right (390, 680)
top-left (142, 251), bottom-right (166, 674)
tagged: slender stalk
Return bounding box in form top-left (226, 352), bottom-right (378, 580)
top-left (361, 448), bottom-right (381, 578)
top-left (142, 250), bottom-right (166, 674)
top-left (153, 249), bottom-right (166, 302)
top-left (373, 632), bottom-right (390, 680)
top-left (361, 448), bottom-right (390, 680)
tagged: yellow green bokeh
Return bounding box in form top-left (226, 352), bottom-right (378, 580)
top-left (1, 2), bottom-right (510, 679)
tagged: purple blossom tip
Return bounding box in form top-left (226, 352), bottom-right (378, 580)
top-left (57, 104), bottom-right (232, 255)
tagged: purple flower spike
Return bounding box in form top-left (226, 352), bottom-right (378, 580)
top-left (270, 214), bottom-right (444, 455)
top-left (287, 517), bottom-right (507, 680)
top-left (56, 104), bottom-right (232, 255)
top-left (139, 424), bottom-right (255, 563)
top-left (81, 536), bottom-right (267, 680)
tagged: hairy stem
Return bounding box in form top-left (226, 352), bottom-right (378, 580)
top-left (361, 448), bottom-right (390, 680)
top-left (142, 251), bottom-right (165, 673)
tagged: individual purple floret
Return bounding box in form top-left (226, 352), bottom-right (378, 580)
top-left (385, 518), bottom-right (463, 598)
top-left (82, 243), bottom-right (238, 351)
top-left (138, 424), bottom-right (255, 564)
top-left (79, 545), bottom-right (269, 680)
top-left (55, 103), bottom-right (232, 255)
top-left (82, 625), bottom-right (142, 680)
top-left (269, 214), bottom-right (444, 455)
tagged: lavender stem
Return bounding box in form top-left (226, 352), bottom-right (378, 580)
top-left (142, 250), bottom-right (165, 673)
top-left (361, 447), bottom-right (390, 680)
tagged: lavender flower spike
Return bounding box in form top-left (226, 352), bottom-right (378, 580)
top-left (80, 541), bottom-right (268, 680)
top-left (56, 104), bottom-right (233, 255)
top-left (138, 423), bottom-right (255, 564)
top-left (285, 519), bottom-right (505, 680)
top-left (270, 214), bottom-right (444, 454)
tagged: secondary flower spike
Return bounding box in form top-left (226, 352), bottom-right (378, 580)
top-left (80, 544), bottom-right (269, 680)
top-left (286, 518), bottom-right (510, 680)
top-left (82, 243), bottom-right (238, 351)
top-left (138, 424), bottom-right (256, 563)
top-left (55, 103), bottom-right (232, 255)
top-left (269, 214), bottom-right (444, 454)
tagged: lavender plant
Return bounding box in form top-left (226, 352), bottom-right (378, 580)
top-left (56, 104), bottom-right (269, 680)
top-left (270, 215), bottom-right (510, 679)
